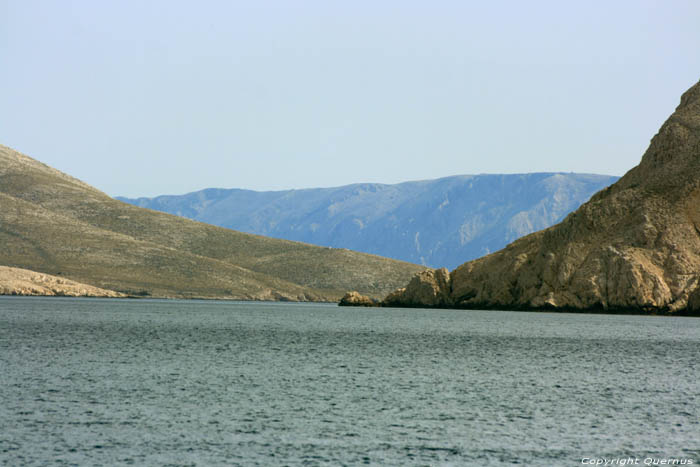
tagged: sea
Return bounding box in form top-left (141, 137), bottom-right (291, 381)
top-left (1, 296), bottom-right (698, 466)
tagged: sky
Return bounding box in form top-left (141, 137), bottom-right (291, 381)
top-left (1, 1), bottom-right (699, 198)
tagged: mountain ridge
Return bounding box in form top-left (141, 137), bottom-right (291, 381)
top-left (119, 172), bottom-right (618, 269)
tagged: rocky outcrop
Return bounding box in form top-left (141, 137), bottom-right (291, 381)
top-left (0, 266), bottom-right (125, 297)
top-left (338, 291), bottom-right (380, 307)
top-left (383, 268), bottom-right (452, 308)
top-left (383, 80), bottom-right (700, 315)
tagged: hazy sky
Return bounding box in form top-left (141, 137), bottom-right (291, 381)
top-left (2, 1), bottom-right (699, 197)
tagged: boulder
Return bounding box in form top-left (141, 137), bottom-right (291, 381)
top-left (338, 291), bottom-right (379, 307)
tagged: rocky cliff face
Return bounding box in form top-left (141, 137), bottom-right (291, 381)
top-left (383, 80), bottom-right (700, 315)
top-left (383, 268), bottom-right (452, 308)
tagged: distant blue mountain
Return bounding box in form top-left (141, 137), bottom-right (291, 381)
top-left (117, 173), bottom-right (618, 269)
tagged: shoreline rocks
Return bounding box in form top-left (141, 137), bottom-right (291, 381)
top-left (0, 266), bottom-right (125, 298)
top-left (382, 268), bottom-right (452, 308)
top-left (338, 291), bottom-right (380, 307)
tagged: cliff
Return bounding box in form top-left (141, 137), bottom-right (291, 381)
top-left (383, 80), bottom-right (700, 315)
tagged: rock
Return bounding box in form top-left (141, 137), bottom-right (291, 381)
top-left (687, 285), bottom-right (700, 314)
top-left (382, 268), bottom-right (452, 308)
top-left (383, 79), bottom-right (700, 315)
top-left (0, 266), bottom-right (125, 297)
top-left (339, 291), bottom-right (379, 307)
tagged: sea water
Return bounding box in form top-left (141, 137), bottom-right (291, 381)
top-left (1, 297), bottom-right (698, 466)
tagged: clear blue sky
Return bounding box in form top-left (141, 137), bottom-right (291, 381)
top-left (2, 0), bottom-right (699, 197)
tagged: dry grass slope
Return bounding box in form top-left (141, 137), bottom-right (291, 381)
top-left (0, 145), bottom-right (424, 300)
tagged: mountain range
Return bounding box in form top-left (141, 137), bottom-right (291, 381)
top-left (119, 173), bottom-right (617, 269)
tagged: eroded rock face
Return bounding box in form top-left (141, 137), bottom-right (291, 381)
top-left (687, 286), bottom-right (700, 313)
top-left (382, 268), bottom-right (452, 308)
top-left (339, 291), bottom-right (380, 307)
top-left (384, 80), bottom-right (700, 315)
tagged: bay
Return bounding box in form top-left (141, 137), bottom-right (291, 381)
top-left (0, 297), bottom-right (698, 466)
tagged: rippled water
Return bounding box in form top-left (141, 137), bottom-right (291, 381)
top-left (1, 297), bottom-right (698, 466)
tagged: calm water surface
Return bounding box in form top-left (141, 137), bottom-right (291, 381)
top-left (0, 297), bottom-right (698, 466)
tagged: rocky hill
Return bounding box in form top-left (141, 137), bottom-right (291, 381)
top-left (119, 173), bottom-right (616, 269)
top-left (0, 145), bottom-right (423, 300)
top-left (383, 80), bottom-right (700, 315)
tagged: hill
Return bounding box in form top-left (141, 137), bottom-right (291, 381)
top-left (0, 146), bottom-right (423, 300)
top-left (118, 173), bottom-right (617, 269)
top-left (382, 80), bottom-right (700, 315)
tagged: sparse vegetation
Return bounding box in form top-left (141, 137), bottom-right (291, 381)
top-left (0, 145), bottom-right (424, 301)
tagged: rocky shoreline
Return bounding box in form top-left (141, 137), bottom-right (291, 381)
top-left (0, 266), bottom-right (125, 298)
top-left (339, 268), bottom-right (700, 316)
